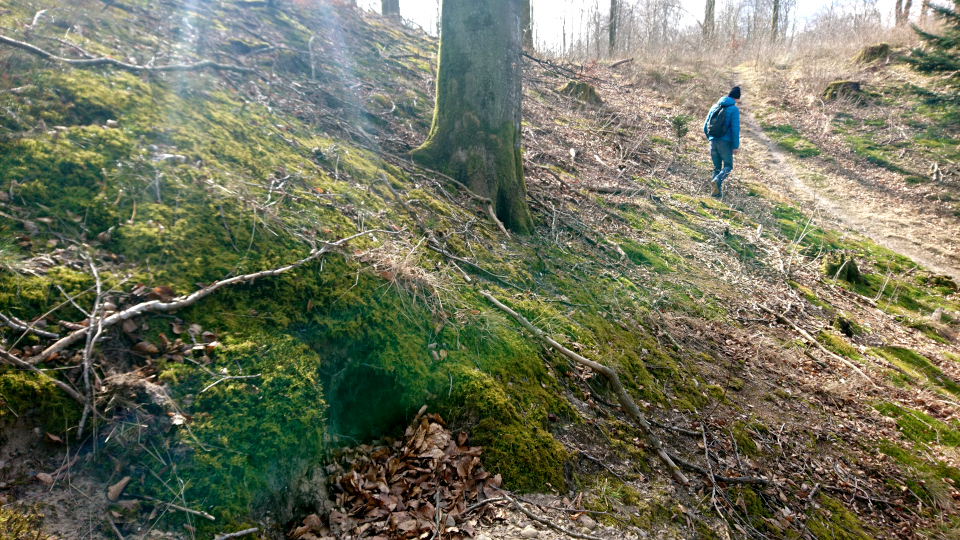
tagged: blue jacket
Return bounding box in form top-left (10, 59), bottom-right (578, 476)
top-left (703, 96), bottom-right (740, 150)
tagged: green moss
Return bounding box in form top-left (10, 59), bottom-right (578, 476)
top-left (875, 402), bottom-right (960, 446)
top-left (845, 134), bottom-right (910, 174)
top-left (761, 124), bottom-right (821, 157)
top-left (871, 347), bottom-right (960, 397)
top-left (0, 505), bottom-right (46, 540)
top-left (619, 238), bottom-right (675, 273)
top-left (817, 330), bottom-right (861, 360)
top-left (158, 333), bottom-right (327, 531)
top-left (789, 280), bottom-right (833, 311)
top-left (0, 369), bottom-right (82, 434)
top-left (878, 440), bottom-right (960, 510)
top-left (807, 495), bottom-right (874, 540)
top-left (732, 421), bottom-right (761, 456)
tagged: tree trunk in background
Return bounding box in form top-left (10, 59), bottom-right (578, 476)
top-left (920, 0), bottom-right (930, 20)
top-left (703, 0), bottom-right (715, 39)
top-left (609, 0), bottom-right (619, 56)
top-left (522, 0), bottom-right (533, 49)
top-left (895, 0), bottom-right (913, 25)
top-left (770, 0), bottom-right (781, 41)
top-left (411, 0), bottom-right (533, 234)
top-left (381, 0), bottom-right (399, 16)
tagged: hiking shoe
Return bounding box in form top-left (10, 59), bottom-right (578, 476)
top-left (710, 180), bottom-right (720, 197)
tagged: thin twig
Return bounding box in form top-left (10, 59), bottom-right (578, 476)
top-left (143, 496), bottom-right (216, 521)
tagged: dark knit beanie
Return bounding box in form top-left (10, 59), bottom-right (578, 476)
top-left (729, 86), bottom-right (742, 99)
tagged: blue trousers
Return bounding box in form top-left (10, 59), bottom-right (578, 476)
top-left (710, 139), bottom-right (734, 184)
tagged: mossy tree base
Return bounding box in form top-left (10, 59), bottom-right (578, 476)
top-left (411, 0), bottom-right (533, 234)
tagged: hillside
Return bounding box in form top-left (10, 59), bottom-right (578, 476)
top-left (0, 2), bottom-right (959, 540)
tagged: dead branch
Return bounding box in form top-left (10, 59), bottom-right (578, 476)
top-left (0, 349), bottom-right (85, 404)
top-left (759, 305), bottom-right (878, 388)
top-left (0, 35), bottom-right (253, 74)
top-left (22, 230), bottom-right (394, 365)
top-left (665, 451), bottom-right (770, 486)
top-left (143, 496), bottom-right (215, 521)
top-left (213, 528), bottom-right (259, 540)
top-left (0, 313), bottom-right (59, 339)
top-left (481, 291), bottom-right (689, 485)
top-left (609, 58), bottom-right (634, 69)
top-left (503, 493), bottom-right (603, 540)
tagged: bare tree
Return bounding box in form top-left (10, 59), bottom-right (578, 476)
top-left (609, 0), bottom-right (620, 55)
top-left (771, 0), bottom-right (781, 40)
top-left (895, 0), bottom-right (913, 26)
top-left (522, 0), bottom-right (534, 49)
top-left (920, 0), bottom-right (931, 20)
top-left (381, 0), bottom-right (399, 17)
top-left (704, 0), bottom-right (716, 39)
top-left (411, 0), bottom-right (533, 233)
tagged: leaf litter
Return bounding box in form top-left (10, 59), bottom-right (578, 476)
top-left (292, 406), bottom-right (505, 540)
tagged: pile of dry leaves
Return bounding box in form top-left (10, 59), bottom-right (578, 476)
top-left (292, 407), bottom-right (505, 540)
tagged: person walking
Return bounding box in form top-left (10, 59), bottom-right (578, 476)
top-left (702, 86), bottom-right (741, 198)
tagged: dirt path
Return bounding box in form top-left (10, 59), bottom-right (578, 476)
top-left (739, 110), bottom-right (960, 284)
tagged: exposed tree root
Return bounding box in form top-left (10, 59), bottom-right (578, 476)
top-left (480, 291), bottom-right (690, 485)
top-left (665, 451), bottom-right (769, 486)
top-left (503, 493), bottom-right (603, 540)
top-left (0, 35), bottom-right (254, 74)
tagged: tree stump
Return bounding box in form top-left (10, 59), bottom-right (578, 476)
top-left (854, 43), bottom-right (891, 63)
top-left (823, 81), bottom-right (862, 101)
top-left (823, 253), bottom-right (865, 285)
top-left (557, 81), bottom-right (603, 106)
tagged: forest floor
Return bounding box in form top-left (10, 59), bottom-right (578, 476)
top-left (0, 3), bottom-right (959, 540)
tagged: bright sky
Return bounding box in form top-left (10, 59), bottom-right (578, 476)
top-left (355, 0), bottom-right (904, 48)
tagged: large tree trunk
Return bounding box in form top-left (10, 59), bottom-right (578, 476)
top-left (703, 0), bottom-right (715, 39)
top-left (921, 0), bottom-right (930, 20)
top-left (381, 0), bottom-right (399, 16)
top-left (522, 0), bottom-right (533, 50)
top-left (770, 0), bottom-right (781, 41)
top-left (411, 0), bottom-right (533, 234)
top-left (609, 0), bottom-right (619, 56)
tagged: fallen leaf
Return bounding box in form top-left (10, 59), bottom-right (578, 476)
top-left (132, 342), bottom-right (159, 355)
top-left (36, 473), bottom-right (54, 486)
top-left (44, 432), bottom-right (63, 444)
top-left (147, 286), bottom-right (176, 302)
top-left (122, 320), bottom-right (138, 334)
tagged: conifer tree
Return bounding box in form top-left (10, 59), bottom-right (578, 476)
top-left (907, 0), bottom-right (960, 90)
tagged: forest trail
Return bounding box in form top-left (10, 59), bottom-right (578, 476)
top-left (739, 108), bottom-right (960, 284)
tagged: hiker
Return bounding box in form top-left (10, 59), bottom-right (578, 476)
top-left (703, 86), bottom-right (741, 198)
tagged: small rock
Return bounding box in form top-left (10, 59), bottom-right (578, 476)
top-left (579, 515), bottom-right (597, 530)
top-left (105, 120), bottom-right (119, 128)
top-left (36, 473), bottom-right (54, 486)
top-left (520, 525), bottom-right (540, 539)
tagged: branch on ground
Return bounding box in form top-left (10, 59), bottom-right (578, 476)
top-left (480, 291), bottom-right (689, 485)
top-left (0, 35), bottom-right (254, 74)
